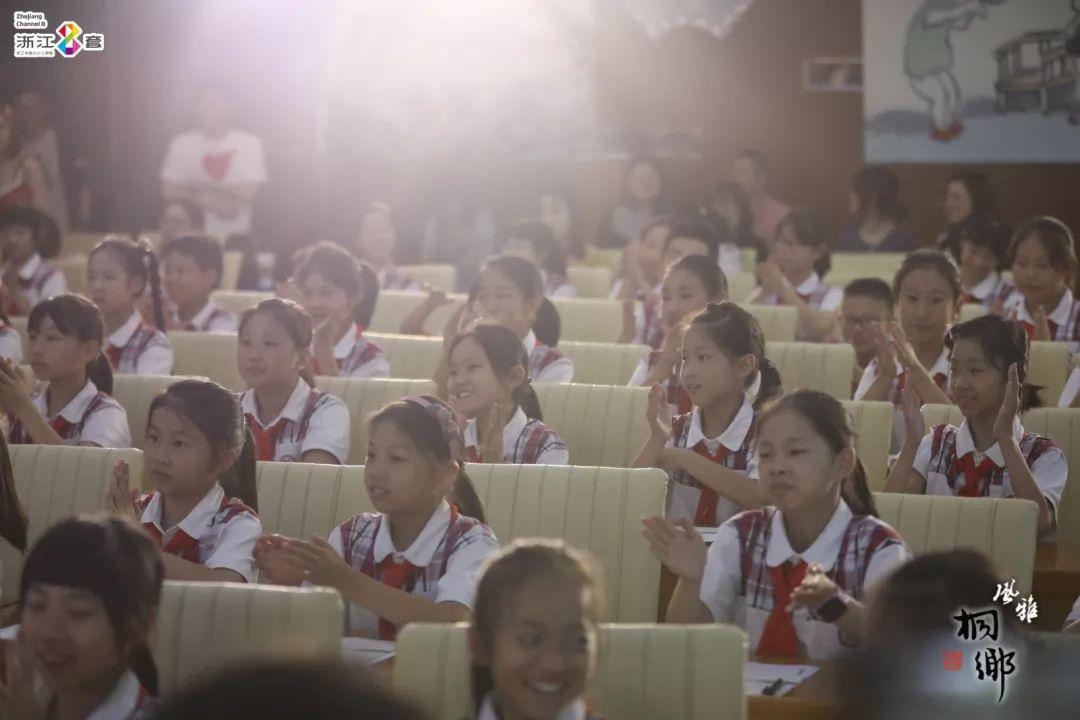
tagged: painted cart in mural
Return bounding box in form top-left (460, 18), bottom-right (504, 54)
top-left (994, 30), bottom-right (1077, 114)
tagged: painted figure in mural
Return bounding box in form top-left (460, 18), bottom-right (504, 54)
top-left (903, 0), bottom-right (1005, 142)
top-left (1068, 0), bottom-right (1080, 124)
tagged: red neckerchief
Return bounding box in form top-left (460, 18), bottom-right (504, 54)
top-left (690, 441), bottom-right (728, 526)
top-left (245, 414), bottom-right (290, 461)
top-left (955, 452), bottom-right (998, 497)
top-left (756, 560), bottom-right (808, 658)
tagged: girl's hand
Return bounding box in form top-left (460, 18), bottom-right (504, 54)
top-left (0, 356), bottom-right (31, 415)
top-left (480, 402), bottom-right (507, 463)
top-left (645, 383), bottom-right (672, 440)
top-left (442, 301), bottom-right (470, 343)
top-left (888, 322), bottom-right (918, 370)
top-left (993, 363), bottom-right (1021, 442)
top-left (106, 460), bottom-right (141, 522)
top-left (642, 516), bottom-right (707, 582)
top-left (869, 322), bottom-right (897, 371)
top-left (757, 259), bottom-right (789, 297)
top-left (659, 321), bottom-right (685, 363)
top-left (0, 641), bottom-right (45, 720)
top-left (899, 384), bottom-right (925, 444)
top-left (285, 536), bottom-right (350, 588)
top-left (788, 564), bottom-right (839, 612)
top-left (1032, 305), bottom-right (1052, 342)
top-left (253, 535), bottom-right (308, 586)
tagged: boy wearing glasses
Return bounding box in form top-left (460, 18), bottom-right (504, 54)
top-left (841, 278), bottom-right (894, 395)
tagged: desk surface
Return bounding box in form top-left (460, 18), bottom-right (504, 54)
top-left (748, 659), bottom-right (844, 720)
top-left (1033, 542), bottom-right (1080, 630)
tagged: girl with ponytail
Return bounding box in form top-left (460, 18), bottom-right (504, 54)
top-left (255, 395), bottom-right (499, 639)
top-left (447, 323), bottom-right (568, 465)
top-left (4, 516), bottom-right (163, 718)
top-left (645, 389), bottom-right (911, 660)
top-left (106, 379), bottom-right (262, 582)
top-left (1, 294), bottom-right (131, 448)
top-left (88, 236), bottom-right (174, 374)
top-left (634, 301), bottom-right (781, 527)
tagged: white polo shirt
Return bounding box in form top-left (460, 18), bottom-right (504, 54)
top-left (78, 669), bottom-right (153, 720)
top-left (329, 500), bottom-right (499, 637)
top-left (240, 377), bottom-right (351, 463)
top-left (139, 483), bottom-right (261, 582)
top-left (477, 695), bottom-right (587, 720)
top-left (24, 379), bottom-right (131, 448)
top-left (700, 500), bottom-right (911, 660)
top-left (334, 325), bottom-right (390, 379)
top-left (172, 299), bottom-right (237, 333)
top-left (12, 253), bottom-right (66, 308)
top-left (758, 272), bottom-right (843, 312)
top-left (1006, 288), bottom-right (1080, 355)
top-left (463, 406), bottom-right (569, 465)
top-left (108, 311), bottom-right (174, 375)
top-left (523, 330), bottom-right (574, 384)
top-left (854, 348), bottom-right (950, 454)
top-left (0, 324), bottom-right (22, 364)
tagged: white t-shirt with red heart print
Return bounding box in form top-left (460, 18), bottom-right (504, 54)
top-left (160, 129), bottom-right (268, 240)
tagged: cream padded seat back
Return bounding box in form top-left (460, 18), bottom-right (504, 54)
top-left (63, 231), bottom-right (108, 256)
top-left (555, 341), bottom-right (651, 386)
top-left (766, 342), bottom-right (854, 400)
top-left (830, 252), bottom-right (906, 277)
top-left (534, 384), bottom-right (650, 467)
top-left (10, 316), bottom-right (27, 356)
top-left (551, 297), bottom-right (624, 343)
top-left (741, 304), bottom-right (796, 342)
top-left (394, 622), bottom-right (747, 720)
top-left (959, 303), bottom-right (988, 323)
top-left (369, 291), bottom-right (462, 335)
top-left (55, 253), bottom-right (88, 294)
top-left (3, 446), bottom-right (143, 602)
top-left (209, 290), bottom-right (272, 318)
top-left (167, 331), bottom-right (243, 391)
top-left (315, 377), bottom-right (436, 464)
top-left (727, 272), bottom-right (756, 303)
top-left (566, 266), bottom-right (613, 298)
top-left (112, 374), bottom-right (204, 450)
top-left (1028, 342), bottom-right (1069, 411)
top-left (221, 251), bottom-right (242, 291)
top-left (401, 264), bottom-right (456, 292)
top-left (256, 462), bottom-right (368, 538)
top-left (467, 464), bottom-right (666, 622)
top-left (367, 333), bottom-right (442, 379)
top-left (1011, 407), bottom-right (1080, 546)
top-left (841, 400), bottom-right (893, 491)
top-left (154, 581), bottom-right (344, 696)
top-left (874, 493), bottom-right (1038, 594)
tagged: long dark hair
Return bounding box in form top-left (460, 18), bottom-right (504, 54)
top-left (774, 209), bottom-right (832, 277)
top-left (947, 314), bottom-right (1041, 410)
top-left (893, 249), bottom-right (962, 303)
top-left (941, 172), bottom-right (998, 257)
top-left (0, 206), bottom-right (61, 259)
top-left (29, 294), bottom-right (114, 394)
top-left (294, 241), bottom-right (381, 328)
top-left (470, 540), bottom-right (604, 712)
top-left (504, 220), bottom-right (569, 278)
top-left (669, 253), bottom-right (729, 300)
top-left (449, 324), bottom-right (542, 421)
top-left (162, 235), bottom-right (225, 288)
top-left (369, 398), bottom-right (484, 522)
top-left (474, 255), bottom-right (561, 347)
top-left (686, 302), bottom-right (782, 410)
top-left (1009, 216), bottom-right (1078, 292)
top-left (89, 237), bottom-right (165, 330)
top-left (0, 432), bottom-right (27, 551)
top-left (21, 517), bottom-right (164, 696)
top-left (239, 298), bottom-right (315, 387)
top-left (852, 166), bottom-right (904, 222)
top-left (759, 389), bottom-right (879, 517)
top-left (148, 380), bottom-right (257, 509)
top-left (709, 181), bottom-right (758, 249)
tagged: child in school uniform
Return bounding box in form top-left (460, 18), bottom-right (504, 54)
top-left (88, 237), bottom-right (173, 375)
top-left (1067, 595), bottom-right (1080, 632)
top-left (8, 517), bottom-right (161, 719)
top-left (628, 255), bottom-right (728, 418)
top-left (447, 323), bottom-right (568, 465)
top-left (0, 206), bottom-right (65, 315)
top-left (839, 278), bottom-right (894, 396)
top-left (748, 209), bottom-right (842, 342)
top-left (255, 395), bottom-right (499, 639)
top-left (635, 302), bottom-right (781, 527)
top-left (645, 390), bottom-right (911, 660)
top-left (295, 241), bottom-right (389, 379)
top-left (107, 379), bottom-right (262, 582)
top-left (238, 298), bottom-right (350, 464)
top-left (502, 220), bottom-right (576, 299)
top-left (1, 294), bottom-right (130, 448)
top-left (352, 201), bottom-right (420, 291)
top-left (1004, 216), bottom-right (1080, 354)
top-left (469, 540), bottom-right (606, 720)
top-left (952, 218), bottom-right (1014, 312)
top-left (0, 307), bottom-right (22, 364)
top-left (161, 234), bottom-right (237, 333)
top-left (855, 250), bottom-right (960, 453)
top-left (614, 217), bottom-right (671, 348)
top-left (887, 314), bottom-right (1066, 538)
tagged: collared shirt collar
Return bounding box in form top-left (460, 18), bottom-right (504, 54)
top-left (109, 311), bottom-right (144, 348)
top-left (1012, 288), bottom-right (1075, 326)
top-left (685, 394), bottom-right (755, 451)
top-left (334, 323), bottom-right (360, 361)
top-left (241, 377), bottom-right (311, 427)
top-left (793, 273), bottom-right (823, 296)
top-left (522, 329), bottom-right (538, 355)
top-left (83, 669), bottom-right (143, 720)
top-left (182, 300), bottom-right (218, 330)
top-left (140, 483), bottom-right (225, 541)
top-left (18, 253), bottom-right (42, 281)
top-left (34, 379), bottom-right (101, 423)
top-left (476, 694), bottom-right (586, 720)
top-left (765, 499), bottom-right (853, 570)
top-left (372, 499), bottom-right (452, 567)
top-left (967, 272), bottom-right (999, 301)
top-left (955, 416), bottom-right (1024, 467)
top-left (463, 406), bottom-right (529, 455)
top-left (928, 347), bottom-right (950, 378)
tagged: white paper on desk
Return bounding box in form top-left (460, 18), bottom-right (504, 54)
top-left (744, 662), bottom-right (819, 697)
top-left (341, 637), bottom-right (395, 666)
top-left (0, 625), bottom-right (18, 639)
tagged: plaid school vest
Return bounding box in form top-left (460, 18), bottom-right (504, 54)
top-left (8, 392), bottom-right (117, 445)
top-left (244, 388), bottom-right (332, 462)
top-left (963, 278), bottom-right (1015, 312)
top-left (886, 364), bottom-right (949, 406)
top-left (529, 342), bottom-right (566, 379)
top-left (339, 335), bottom-right (387, 377)
top-left (732, 508), bottom-right (904, 613)
top-left (668, 411), bottom-right (757, 490)
top-left (466, 418), bottom-right (566, 464)
top-left (108, 322), bottom-right (167, 373)
top-left (926, 424), bottom-right (1058, 497)
top-left (135, 492), bottom-right (257, 563)
top-left (1008, 296), bottom-right (1080, 344)
top-left (187, 306), bottom-right (235, 332)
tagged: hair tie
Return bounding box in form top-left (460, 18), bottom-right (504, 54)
top-left (403, 395), bottom-right (465, 463)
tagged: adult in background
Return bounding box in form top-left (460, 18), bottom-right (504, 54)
top-left (838, 167), bottom-right (916, 253)
top-left (936, 171), bottom-right (998, 259)
top-left (13, 90), bottom-right (69, 230)
top-left (730, 148), bottom-right (789, 242)
top-left (160, 85), bottom-right (267, 242)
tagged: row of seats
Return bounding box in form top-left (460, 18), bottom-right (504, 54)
top-left (1, 445), bottom-right (1041, 620)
